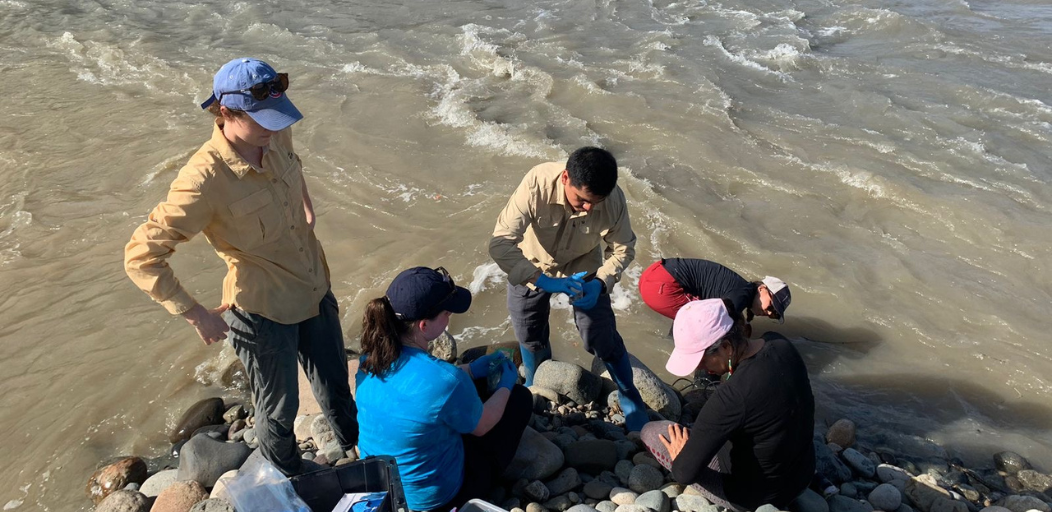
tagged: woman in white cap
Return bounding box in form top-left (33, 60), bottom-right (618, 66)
top-left (641, 299), bottom-right (815, 511)
top-left (354, 267), bottom-right (532, 512)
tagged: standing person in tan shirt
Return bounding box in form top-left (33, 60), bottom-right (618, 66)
top-left (124, 58), bottom-right (357, 475)
top-left (489, 147), bottom-right (648, 431)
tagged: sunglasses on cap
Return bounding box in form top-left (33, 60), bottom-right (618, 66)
top-left (218, 73), bottom-right (289, 102)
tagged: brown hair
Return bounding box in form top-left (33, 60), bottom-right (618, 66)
top-left (359, 297), bottom-right (416, 376)
top-left (206, 102), bottom-right (246, 119)
top-left (714, 298), bottom-right (751, 372)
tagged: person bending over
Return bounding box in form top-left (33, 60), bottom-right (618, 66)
top-left (639, 258), bottom-right (791, 332)
top-left (124, 58), bottom-right (357, 475)
top-left (489, 147), bottom-right (648, 432)
top-left (641, 299), bottom-right (815, 511)
top-left (354, 267), bottom-right (531, 512)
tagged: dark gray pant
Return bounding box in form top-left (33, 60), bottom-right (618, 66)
top-left (225, 290), bottom-right (358, 475)
top-left (506, 283), bottom-right (627, 363)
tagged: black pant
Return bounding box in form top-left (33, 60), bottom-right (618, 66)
top-left (430, 384), bottom-right (532, 512)
top-left (225, 290), bottom-right (359, 475)
top-left (506, 283), bottom-right (627, 363)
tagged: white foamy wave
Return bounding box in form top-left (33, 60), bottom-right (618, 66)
top-left (706, 6), bottom-right (762, 29)
top-left (454, 322), bottom-right (509, 344)
top-left (816, 26), bottom-right (848, 37)
top-left (427, 68), bottom-right (562, 158)
top-left (609, 264), bottom-right (643, 311)
top-left (703, 36), bottom-right (791, 82)
top-left (460, 24), bottom-right (516, 78)
top-left (0, 193), bottom-right (31, 242)
top-left (752, 43), bottom-right (809, 71)
top-left (340, 61), bottom-right (378, 74)
top-left (571, 74), bottom-right (612, 95)
top-left (943, 137), bottom-right (1030, 174)
top-left (141, 151), bottom-right (194, 186)
top-left (45, 32), bottom-right (192, 93)
top-left (468, 262), bottom-right (507, 294)
top-left (932, 43), bottom-right (1052, 76)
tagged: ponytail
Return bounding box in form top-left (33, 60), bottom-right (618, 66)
top-left (718, 298), bottom-right (750, 372)
top-left (360, 296), bottom-right (412, 376)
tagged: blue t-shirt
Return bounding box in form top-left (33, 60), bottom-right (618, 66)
top-left (355, 347), bottom-right (484, 511)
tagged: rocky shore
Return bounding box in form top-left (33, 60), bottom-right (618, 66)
top-left (87, 341), bottom-right (1052, 512)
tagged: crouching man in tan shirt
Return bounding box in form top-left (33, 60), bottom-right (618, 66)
top-left (489, 147), bottom-right (648, 431)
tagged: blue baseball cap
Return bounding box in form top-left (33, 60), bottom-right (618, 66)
top-left (386, 267), bottom-right (472, 321)
top-left (199, 58), bottom-right (303, 131)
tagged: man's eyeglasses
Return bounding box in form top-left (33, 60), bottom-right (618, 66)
top-left (218, 73), bottom-right (289, 102)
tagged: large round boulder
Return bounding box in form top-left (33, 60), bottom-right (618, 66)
top-left (170, 397), bottom-right (226, 444)
top-left (534, 361), bottom-right (602, 405)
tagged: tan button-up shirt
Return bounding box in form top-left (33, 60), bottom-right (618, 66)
top-left (489, 161), bottom-right (636, 292)
top-left (124, 121), bottom-right (329, 324)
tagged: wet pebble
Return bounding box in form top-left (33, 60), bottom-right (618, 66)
top-left (222, 404), bottom-right (246, 424)
top-left (993, 452), bottom-right (1030, 475)
top-left (842, 448), bottom-right (876, 479)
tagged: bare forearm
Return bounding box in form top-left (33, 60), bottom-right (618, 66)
top-left (471, 387), bottom-right (511, 436)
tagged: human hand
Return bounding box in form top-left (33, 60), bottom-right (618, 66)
top-left (469, 352), bottom-right (508, 379)
top-left (182, 303), bottom-right (230, 346)
top-left (497, 359), bottom-right (518, 390)
top-left (659, 423), bottom-right (690, 461)
top-left (535, 273), bottom-right (585, 297)
top-left (571, 279), bottom-right (603, 310)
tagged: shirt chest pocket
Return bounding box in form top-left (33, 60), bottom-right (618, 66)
top-left (229, 188), bottom-right (284, 250)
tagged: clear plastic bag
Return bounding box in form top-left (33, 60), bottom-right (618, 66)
top-left (214, 455), bottom-right (312, 512)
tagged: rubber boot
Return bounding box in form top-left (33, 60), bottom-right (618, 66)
top-left (519, 343), bottom-right (552, 387)
top-left (604, 352), bottom-right (649, 432)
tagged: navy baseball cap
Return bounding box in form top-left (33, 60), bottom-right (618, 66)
top-left (386, 267), bottom-right (472, 321)
top-left (199, 58), bottom-right (303, 131)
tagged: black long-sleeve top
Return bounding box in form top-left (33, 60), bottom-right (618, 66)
top-left (660, 258), bottom-right (757, 314)
top-left (671, 334), bottom-right (816, 509)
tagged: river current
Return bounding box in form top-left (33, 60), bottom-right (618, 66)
top-left (1, 0), bottom-right (1051, 508)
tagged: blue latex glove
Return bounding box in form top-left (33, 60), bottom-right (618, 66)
top-left (496, 359), bottom-right (518, 390)
top-left (468, 352), bottom-right (507, 379)
top-left (535, 272), bottom-right (587, 297)
top-left (571, 279), bottom-right (603, 310)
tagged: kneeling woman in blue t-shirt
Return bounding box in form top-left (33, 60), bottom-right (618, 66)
top-left (355, 267), bottom-right (532, 512)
